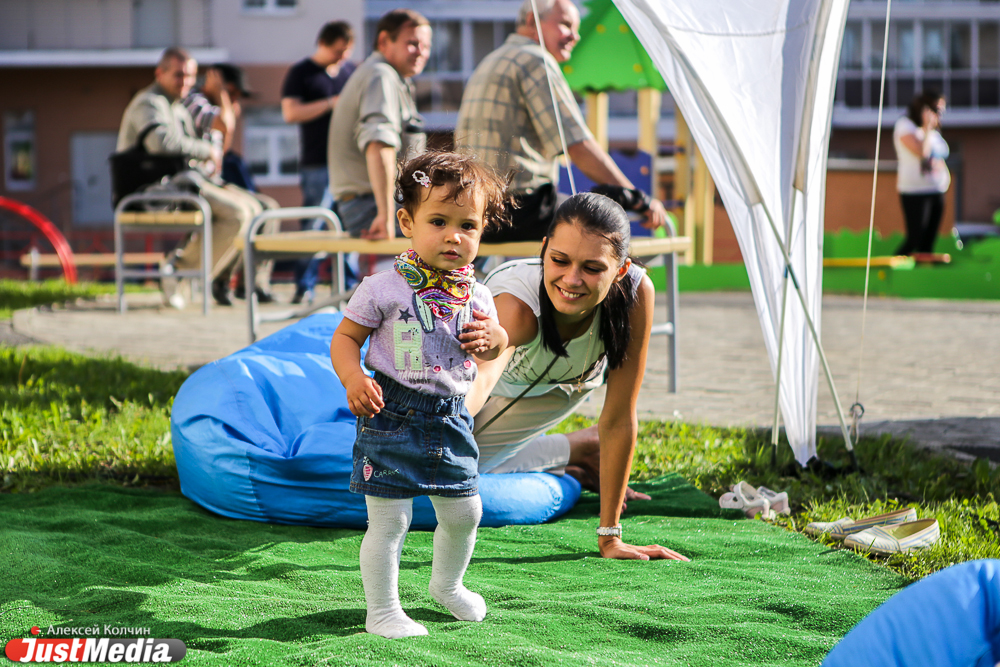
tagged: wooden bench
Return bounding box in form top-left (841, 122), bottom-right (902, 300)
top-left (822, 256), bottom-right (915, 269)
top-left (235, 230), bottom-right (689, 260)
top-left (20, 251), bottom-right (166, 281)
top-left (821, 254), bottom-right (951, 268)
top-left (241, 207), bottom-right (691, 392)
top-left (115, 211), bottom-right (205, 226)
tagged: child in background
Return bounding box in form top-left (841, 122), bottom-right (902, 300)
top-left (330, 151), bottom-right (509, 638)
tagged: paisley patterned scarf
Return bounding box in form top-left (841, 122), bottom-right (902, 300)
top-left (394, 248), bottom-right (475, 322)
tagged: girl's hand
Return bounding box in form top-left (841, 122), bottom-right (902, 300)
top-left (459, 309), bottom-right (509, 360)
top-left (345, 374), bottom-right (384, 417)
top-left (598, 537), bottom-right (690, 561)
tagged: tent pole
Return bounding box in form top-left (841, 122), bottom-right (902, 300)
top-left (770, 193), bottom-right (797, 465)
top-left (771, 275), bottom-right (790, 465)
top-left (757, 202), bottom-right (856, 457)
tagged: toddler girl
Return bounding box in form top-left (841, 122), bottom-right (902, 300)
top-left (331, 151), bottom-right (509, 638)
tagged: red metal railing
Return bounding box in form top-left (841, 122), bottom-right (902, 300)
top-left (0, 196), bottom-right (77, 283)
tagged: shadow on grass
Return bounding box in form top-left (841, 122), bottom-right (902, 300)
top-left (0, 484), bottom-right (597, 649)
top-left (0, 348), bottom-right (187, 412)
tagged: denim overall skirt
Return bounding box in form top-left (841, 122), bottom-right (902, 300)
top-left (349, 371), bottom-right (479, 499)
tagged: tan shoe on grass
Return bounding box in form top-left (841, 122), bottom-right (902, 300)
top-left (804, 507), bottom-right (917, 540)
top-left (844, 518), bottom-right (940, 556)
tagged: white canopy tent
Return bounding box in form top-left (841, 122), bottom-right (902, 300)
top-left (611, 0), bottom-right (853, 465)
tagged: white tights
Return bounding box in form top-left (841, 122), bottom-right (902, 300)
top-left (360, 495), bottom-right (486, 638)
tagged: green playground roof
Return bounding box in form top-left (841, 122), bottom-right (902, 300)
top-left (561, 0), bottom-right (667, 92)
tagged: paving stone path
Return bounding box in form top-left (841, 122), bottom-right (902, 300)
top-left (8, 288), bottom-right (1000, 463)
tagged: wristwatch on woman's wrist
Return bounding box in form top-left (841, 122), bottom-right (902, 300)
top-left (596, 524), bottom-right (622, 537)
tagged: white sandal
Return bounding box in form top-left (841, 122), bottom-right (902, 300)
top-left (719, 491), bottom-right (742, 510)
top-left (734, 481), bottom-right (773, 519)
top-left (719, 481), bottom-right (775, 519)
top-left (756, 486), bottom-right (790, 514)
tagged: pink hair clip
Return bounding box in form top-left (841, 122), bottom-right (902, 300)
top-left (412, 170), bottom-right (431, 188)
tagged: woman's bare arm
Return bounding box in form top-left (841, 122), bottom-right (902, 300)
top-left (597, 275), bottom-right (689, 561)
top-left (899, 133), bottom-right (928, 158)
top-left (899, 108), bottom-right (939, 158)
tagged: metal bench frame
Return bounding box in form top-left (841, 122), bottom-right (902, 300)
top-left (114, 192), bottom-right (212, 315)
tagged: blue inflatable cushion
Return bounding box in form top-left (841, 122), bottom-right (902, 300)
top-left (823, 559), bottom-right (1000, 667)
top-left (170, 313), bottom-right (581, 529)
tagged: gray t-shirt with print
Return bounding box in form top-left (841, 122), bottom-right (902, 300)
top-left (343, 270), bottom-right (497, 398)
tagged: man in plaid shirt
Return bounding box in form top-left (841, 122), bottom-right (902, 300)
top-left (455, 0), bottom-right (667, 241)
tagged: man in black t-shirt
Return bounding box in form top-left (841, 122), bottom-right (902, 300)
top-left (281, 20), bottom-right (356, 304)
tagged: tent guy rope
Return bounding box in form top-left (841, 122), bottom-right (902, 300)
top-left (530, 0), bottom-right (578, 196)
top-left (852, 0), bottom-right (894, 442)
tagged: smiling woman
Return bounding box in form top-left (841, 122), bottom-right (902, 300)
top-left (467, 192), bottom-right (689, 561)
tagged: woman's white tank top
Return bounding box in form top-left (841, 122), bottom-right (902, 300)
top-left (483, 258), bottom-right (645, 399)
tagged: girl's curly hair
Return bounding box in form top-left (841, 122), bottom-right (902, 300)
top-left (395, 151), bottom-right (511, 230)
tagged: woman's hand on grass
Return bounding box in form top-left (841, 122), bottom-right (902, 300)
top-left (599, 537), bottom-right (690, 561)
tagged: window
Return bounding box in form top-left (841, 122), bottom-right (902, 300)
top-left (836, 11), bottom-right (1000, 118)
top-left (950, 24), bottom-right (971, 69)
top-left (242, 0), bottom-right (296, 14)
top-left (134, 0), bottom-right (178, 48)
top-left (243, 107), bottom-right (298, 185)
top-left (922, 22), bottom-right (947, 70)
top-left (842, 22), bottom-right (862, 69)
top-left (893, 22), bottom-right (916, 70)
top-left (4, 111), bottom-right (35, 191)
top-left (980, 23), bottom-right (999, 69)
top-left (870, 20), bottom-right (886, 69)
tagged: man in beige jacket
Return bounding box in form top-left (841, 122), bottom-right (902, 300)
top-left (117, 47), bottom-right (264, 307)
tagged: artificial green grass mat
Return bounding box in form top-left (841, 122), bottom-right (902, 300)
top-left (0, 476), bottom-right (906, 666)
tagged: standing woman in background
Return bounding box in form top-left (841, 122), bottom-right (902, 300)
top-left (893, 91), bottom-right (950, 256)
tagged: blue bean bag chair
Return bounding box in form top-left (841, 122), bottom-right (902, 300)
top-left (170, 313), bottom-right (581, 529)
top-left (823, 559), bottom-right (1000, 667)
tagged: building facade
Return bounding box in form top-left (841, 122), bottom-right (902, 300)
top-left (831, 0), bottom-right (1000, 225)
top-left (384, 0), bottom-right (999, 264)
top-left (1, 0), bottom-right (998, 267)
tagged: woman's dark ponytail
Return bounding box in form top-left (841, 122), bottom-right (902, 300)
top-left (537, 192), bottom-right (638, 370)
top-left (537, 237), bottom-right (568, 359)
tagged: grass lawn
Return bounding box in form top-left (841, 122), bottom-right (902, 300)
top-left (2, 343), bottom-right (998, 580)
top-left (1, 312), bottom-right (998, 665)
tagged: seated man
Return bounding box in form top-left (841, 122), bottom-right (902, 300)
top-left (116, 47), bottom-right (265, 308)
top-left (183, 62), bottom-right (279, 303)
